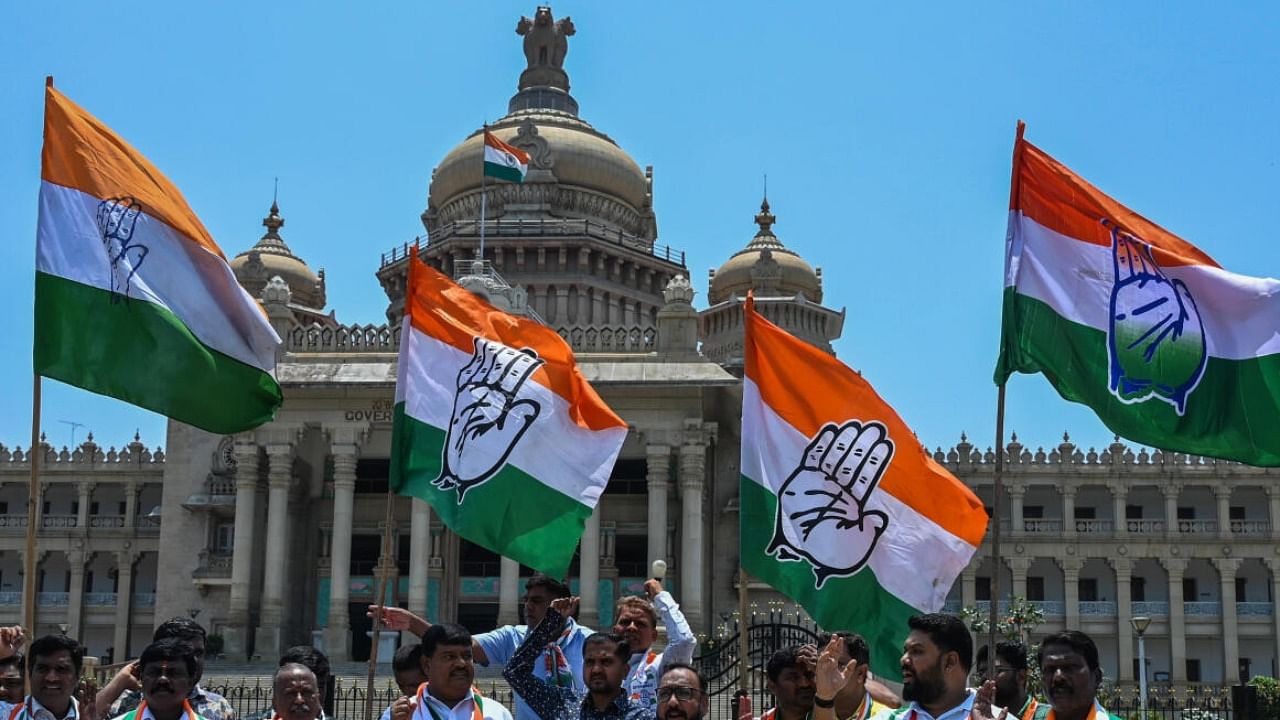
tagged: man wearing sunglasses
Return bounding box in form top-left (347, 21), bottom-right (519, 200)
top-left (973, 643), bottom-right (1036, 720)
top-left (655, 664), bottom-right (708, 720)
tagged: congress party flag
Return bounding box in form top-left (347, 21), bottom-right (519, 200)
top-left (995, 125), bottom-right (1280, 465)
top-left (391, 254), bottom-right (626, 577)
top-left (35, 82), bottom-right (282, 434)
top-left (740, 295), bottom-right (988, 680)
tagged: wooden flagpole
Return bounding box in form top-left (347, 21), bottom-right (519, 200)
top-left (737, 568), bottom-right (749, 693)
top-left (23, 375), bottom-right (42, 640)
top-left (989, 120), bottom-right (1026, 665)
top-left (366, 487), bottom-right (398, 720)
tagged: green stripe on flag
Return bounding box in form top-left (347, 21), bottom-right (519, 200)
top-left (34, 272), bottom-right (282, 434)
top-left (391, 403), bottom-right (589, 577)
top-left (995, 287), bottom-right (1280, 465)
top-left (483, 161), bottom-right (524, 183)
top-left (740, 477), bottom-right (916, 681)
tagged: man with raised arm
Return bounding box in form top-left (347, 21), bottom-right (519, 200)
top-left (812, 635), bottom-right (894, 720)
top-left (372, 574), bottom-right (593, 720)
top-left (611, 579), bottom-right (696, 712)
top-left (503, 597), bottom-right (646, 720)
top-left (974, 642), bottom-right (1037, 720)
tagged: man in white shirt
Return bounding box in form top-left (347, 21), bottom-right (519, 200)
top-left (271, 664), bottom-right (321, 720)
top-left (390, 624), bottom-right (513, 720)
top-left (611, 579), bottom-right (696, 712)
top-left (21, 634), bottom-right (85, 720)
top-left (892, 614), bottom-right (974, 720)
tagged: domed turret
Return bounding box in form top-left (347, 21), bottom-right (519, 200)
top-left (230, 201), bottom-right (326, 312)
top-left (708, 198), bottom-right (822, 304)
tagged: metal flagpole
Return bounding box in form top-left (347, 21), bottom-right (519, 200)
top-left (479, 123), bottom-right (488, 262)
top-left (365, 487), bottom-right (398, 720)
top-left (23, 375), bottom-right (41, 639)
top-left (737, 567), bottom-right (750, 692)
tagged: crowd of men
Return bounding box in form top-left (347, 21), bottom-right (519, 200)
top-left (0, 576), bottom-right (1127, 720)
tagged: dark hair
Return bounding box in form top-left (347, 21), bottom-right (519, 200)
top-left (525, 574), bottom-right (571, 599)
top-left (583, 632), bottom-right (631, 662)
top-left (1038, 631), bottom-right (1101, 674)
top-left (0, 653), bottom-right (24, 677)
top-left (908, 613), bottom-right (973, 673)
top-left (154, 617), bottom-right (207, 645)
top-left (659, 662), bottom-right (706, 693)
top-left (818, 632), bottom-right (871, 667)
top-left (280, 646), bottom-right (330, 682)
top-left (766, 645), bottom-right (811, 683)
top-left (976, 641), bottom-right (1028, 671)
top-left (139, 638), bottom-right (197, 679)
top-left (274, 662), bottom-right (317, 691)
top-left (393, 643), bottom-right (424, 673)
top-left (422, 623), bottom-right (472, 658)
top-left (28, 635), bottom-right (84, 676)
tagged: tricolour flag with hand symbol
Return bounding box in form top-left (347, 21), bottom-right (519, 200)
top-left (740, 295), bottom-right (987, 680)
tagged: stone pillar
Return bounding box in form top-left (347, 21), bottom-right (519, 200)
top-left (75, 483), bottom-right (94, 530)
top-left (123, 481), bottom-right (139, 530)
top-left (225, 436), bottom-right (260, 658)
top-left (497, 558), bottom-right (521, 625)
top-left (1062, 487), bottom-right (1077, 537)
top-left (407, 498), bottom-right (431, 639)
top-left (113, 551), bottom-right (136, 660)
top-left (961, 567), bottom-right (977, 608)
top-left (326, 443), bottom-right (358, 661)
top-left (1164, 484), bottom-right (1182, 539)
top-left (1008, 486), bottom-right (1025, 536)
top-left (645, 445), bottom-right (671, 565)
top-left (1215, 487), bottom-right (1233, 540)
top-left (579, 507), bottom-right (601, 627)
top-left (1009, 557), bottom-right (1031, 600)
top-left (1164, 558), bottom-right (1188, 682)
top-left (1061, 557), bottom-right (1082, 631)
top-left (256, 440), bottom-right (295, 657)
top-left (1111, 483), bottom-right (1128, 538)
top-left (1112, 558), bottom-right (1134, 682)
top-left (66, 550), bottom-right (86, 639)
top-left (679, 434), bottom-right (707, 630)
top-left (1217, 558), bottom-right (1242, 683)
top-left (1268, 486), bottom-right (1280, 541)
top-left (555, 288), bottom-right (570, 325)
top-left (1267, 559), bottom-right (1280, 670)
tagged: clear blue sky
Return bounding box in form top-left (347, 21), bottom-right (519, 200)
top-left (3, 2), bottom-right (1278, 456)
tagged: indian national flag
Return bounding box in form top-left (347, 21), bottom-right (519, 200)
top-left (391, 255), bottom-right (625, 576)
top-left (995, 125), bottom-right (1280, 465)
top-left (483, 131), bottom-right (529, 183)
top-left (35, 83), bottom-right (282, 434)
top-left (741, 296), bottom-right (987, 680)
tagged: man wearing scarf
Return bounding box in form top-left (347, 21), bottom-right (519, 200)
top-left (390, 624), bottom-right (513, 720)
top-left (971, 632), bottom-right (1121, 720)
top-left (109, 639), bottom-right (205, 720)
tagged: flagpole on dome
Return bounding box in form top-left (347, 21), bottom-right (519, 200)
top-left (479, 122), bottom-right (489, 263)
top-left (988, 119), bottom-right (1026, 667)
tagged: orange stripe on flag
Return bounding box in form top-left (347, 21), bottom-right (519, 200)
top-left (744, 296), bottom-right (988, 546)
top-left (483, 131), bottom-right (531, 164)
top-left (405, 255), bottom-right (625, 432)
top-left (1011, 136), bottom-right (1218, 269)
top-left (40, 86), bottom-right (225, 262)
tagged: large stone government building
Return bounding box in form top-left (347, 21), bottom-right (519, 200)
top-left (3, 6), bottom-right (1279, 688)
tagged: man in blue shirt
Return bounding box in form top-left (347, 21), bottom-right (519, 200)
top-left (890, 614), bottom-right (974, 720)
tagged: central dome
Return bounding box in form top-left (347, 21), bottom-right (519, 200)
top-left (423, 6), bottom-right (654, 240)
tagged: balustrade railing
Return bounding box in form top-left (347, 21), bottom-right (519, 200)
top-left (1177, 519), bottom-right (1218, 534)
top-left (1022, 519), bottom-right (1062, 532)
top-left (132, 593), bottom-right (157, 608)
top-left (1131, 601), bottom-right (1169, 616)
top-left (1127, 519), bottom-right (1165, 533)
top-left (1230, 519), bottom-right (1270, 535)
top-left (41, 515), bottom-right (77, 529)
top-left (37, 592), bottom-right (68, 606)
top-left (1184, 601), bottom-right (1221, 616)
top-left (1237, 601), bottom-right (1274, 616)
top-left (1074, 519), bottom-right (1113, 533)
top-left (1079, 601), bottom-right (1117, 616)
top-left (84, 593), bottom-right (117, 607)
top-left (1029, 600), bottom-right (1065, 615)
top-left (0, 593), bottom-right (19, 605)
top-left (88, 516), bottom-right (126, 528)
top-left (286, 323), bottom-right (401, 354)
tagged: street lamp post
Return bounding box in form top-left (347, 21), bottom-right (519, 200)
top-left (1131, 615), bottom-right (1152, 715)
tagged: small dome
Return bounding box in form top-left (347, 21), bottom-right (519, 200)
top-left (708, 198), bottom-right (822, 304)
top-left (429, 112), bottom-right (649, 214)
top-left (230, 202), bottom-right (326, 311)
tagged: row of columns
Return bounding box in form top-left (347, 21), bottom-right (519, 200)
top-left (1005, 482), bottom-right (1280, 539)
top-left (967, 555), bottom-right (1280, 683)
top-left (225, 421), bottom-right (712, 659)
top-left (19, 549), bottom-right (141, 657)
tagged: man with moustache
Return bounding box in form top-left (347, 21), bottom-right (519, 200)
top-left (890, 614), bottom-right (974, 720)
top-left (655, 664), bottom-right (709, 720)
top-left (503, 597), bottom-right (646, 720)
top-left (761, 645), bottom-right (818, 720)
top-left (1030, 632), bottom-right (1119, 720)
top-left (611, 579), bottom-right (696, 712)
top-left (109, 639), bottom-right (203, 720)
top-left (101, 617), bottom-right (238, 720)
top-left (391, 624), bottom-right (513, 720)
top-left (974, 643), bottom-right (1037, 720)
top-left (0, 654), bottom-right (25, 705)
top-left (271, 664), bottom-right (321, 720)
